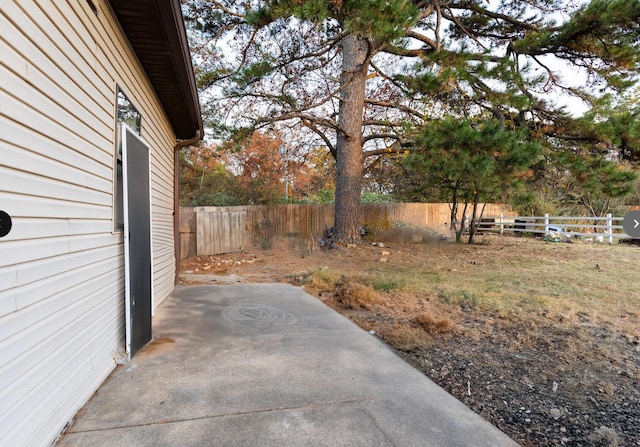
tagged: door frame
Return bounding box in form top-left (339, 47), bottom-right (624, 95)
top-left (121, 124), bottom-right (154, 359)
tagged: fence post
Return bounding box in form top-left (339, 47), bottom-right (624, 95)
top-left (499, 214), bottom-right (504, 235)
top-left (606, 213), bottom-right (613, 244)
top-left (544, 213), bottom-right (549, 235)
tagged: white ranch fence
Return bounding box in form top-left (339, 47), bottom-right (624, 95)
top-left (474, 213), bottom-right (630, 243)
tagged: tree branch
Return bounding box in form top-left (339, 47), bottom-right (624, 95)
top-left (365, 98), bottom-right (427, 120)
top-left (362, 140), bottom-right (411, 159)
top-left (363, 133), bottom-right (402, 143)
top-left (258, 111), bottom-right (343, 133)
top-left (302, 119), bottom-right (337, 158)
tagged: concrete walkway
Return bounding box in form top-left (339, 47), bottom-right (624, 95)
top-left (57, 284), bottom-right (518, 447)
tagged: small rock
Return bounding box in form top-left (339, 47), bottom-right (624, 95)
top-left (381, 250), bottom-right (391, 256)
top-left (379, 257), bottom-right (388, 263)
top-left (625, 334), bottom-right (639, 345)
top-left (378, 242), bottom-right (385, 248)
top-left (589, 425), bottom-right (620, 445)
top-left (347, 243), bottom-right (357, 248)
top-left (369, 330), bottom-right (376, 335)
top-left (550, 408), bottom-right (562, 419)
top-left (560, 427), bottom-right (566, 433)
top-left (184, 270), bottom-right (194, 274)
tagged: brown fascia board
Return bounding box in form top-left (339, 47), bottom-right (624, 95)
top-left (108, 0), bottom-right (203, 140)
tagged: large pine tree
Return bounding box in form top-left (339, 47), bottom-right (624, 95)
top-left (184, 0), bottom-right (639, 242)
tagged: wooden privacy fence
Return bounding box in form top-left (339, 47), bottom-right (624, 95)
top-left (179, 203), bottom-right (514, 259)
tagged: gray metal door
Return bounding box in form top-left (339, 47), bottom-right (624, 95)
top-left (122, 125), bottom-right (153, 358)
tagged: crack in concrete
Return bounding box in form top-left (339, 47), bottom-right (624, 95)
top-left (66, 397), bottom-right (381, 434)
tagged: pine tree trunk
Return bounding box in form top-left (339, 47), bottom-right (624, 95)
top-left (334, 33), bottom-right (368, 243)
top-left (468, 190), bottom-right (480, 244)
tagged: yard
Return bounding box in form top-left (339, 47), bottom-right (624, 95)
top-left (180, 234), bottom-right (640, 447)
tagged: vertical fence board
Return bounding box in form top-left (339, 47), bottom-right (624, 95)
top-left (179, 208), bottom-right (196, 260)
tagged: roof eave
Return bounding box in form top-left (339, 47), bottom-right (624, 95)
top-left (108, 0), bottom-right (203, 140)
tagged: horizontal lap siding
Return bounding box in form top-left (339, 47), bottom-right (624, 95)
top-left (0, 1), bottom-right (177, 446)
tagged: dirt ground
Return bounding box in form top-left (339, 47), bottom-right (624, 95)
top-left (180, 235), bottom-right (640, 447)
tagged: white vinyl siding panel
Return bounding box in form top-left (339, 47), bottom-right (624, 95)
top-left (0, 4), bottom-right (111, 134)
top-left (74, 0), bottom-right (177, 306)
top-left (0, 262), bottom-right (123, 391)
top-left (0, 166), bottom-right (111, 207)
top-left (0, 116), bottom-right (112, 179)
top-left (0, 0), bottom-right (180, 445)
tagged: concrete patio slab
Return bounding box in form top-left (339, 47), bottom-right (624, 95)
top-left (57, 283), bottom-right (518, 446)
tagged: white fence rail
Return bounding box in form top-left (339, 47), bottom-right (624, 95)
top-left (475, 213), bottom-right (630, 243)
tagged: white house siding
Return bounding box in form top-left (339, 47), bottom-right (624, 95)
top-left (0, 1), bottom-right (178, 445)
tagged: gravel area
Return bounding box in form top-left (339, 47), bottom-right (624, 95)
top-left (398, 320), bottom-right (640, 446)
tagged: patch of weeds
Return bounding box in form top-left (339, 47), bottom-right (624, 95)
top-left (422, 270), bottom-right (442, 282)
top-left (306, 268), bottom-right (341, 289)
top-left (397, 271), bottom-right (442, 295)
top-left (414, 312), bottom-right (454, 335)
top-left (285, 271), bottom-right (312, 284)
top-left (334, 276), bottom-right (386, 310)
top-left (438, 289), bottom-right (480, 310)
top-left (372, 278), bottom-right (402, 293)
top-left (517, 294), bottom-right (549, 310)
top-left (297, 237), bottom-right (318, 258)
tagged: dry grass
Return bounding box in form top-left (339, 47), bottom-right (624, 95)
top-left (304, 267), bottom-right (342, 290)
top-left (185, 234), bottom-right (640, 338)
top-left (358, 237), bottom-right (637, 335)
top-left (333, 276), bottom-right (387, 309)
top-left (414, 312), bottom-right (455, 334)
top-left (265, 234), bottom-right (637, 352)
top-left (287, 235), bottom-right (640, 353)
top-left (381, 322), bottom-right (431, 351)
